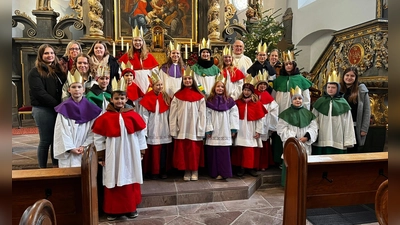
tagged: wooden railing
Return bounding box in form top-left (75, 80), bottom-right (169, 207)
top-left (12, 144), bottom-right (98, 225)
top-left (282, 138), bottom-right (388, 225)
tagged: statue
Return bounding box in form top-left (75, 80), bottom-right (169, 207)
top-left (69, 0), bottom-right (83, 20)
top-left (245, 7), bottom-right (259, 23)
top-left (207, 0), bottom-right (220, 40)
top-left (36, 0), bottom-right (53, 11)
top-left (88, 0), bottom-right (104, 37)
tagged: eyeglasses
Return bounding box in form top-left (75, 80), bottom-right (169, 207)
top-left (69, 48), bottom-right (80, 51)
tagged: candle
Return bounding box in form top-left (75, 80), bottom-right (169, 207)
top-left (112, 42), bottom-right (116, 57)
top-left (126, 42), bottom-right (129, 51)
top-left (121, 37), bottom-right (124, 51)
top-left (190, 39), bottom-right (193, 52)
top-left (185, 44), bottom-right (188, 59)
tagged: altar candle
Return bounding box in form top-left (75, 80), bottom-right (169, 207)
top-left (190, 39), bottom-right (193, 52)
top-left (121, 37), bottom-right (124, 51)
top-left (126, 42), bottom-right (129, 51)
top-left (112, 42), bottom-right (116, 57)
top-left (185, 44), bottom-right (188, 59)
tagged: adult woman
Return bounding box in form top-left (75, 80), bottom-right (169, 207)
top-left (191, 38), bottom-right (220, 96)
top-left (159, 41), bottom-right (185, 98)
top-left (268, 49), bottom-right (282, 77)
top-left (118, 26), bottom-right (159, 95)
top-left (340, 67), bottom-right (371, 153)
top-left (87, 40), bottom-right (120, 82)
top-left (60, 40), bottom-right (82, 72)
top-left (62, 53), bottom-right (97, 101)
top-left (28, 44), bottom-right (66, 168)
top-left (219, 45), bottom-right (245, 100)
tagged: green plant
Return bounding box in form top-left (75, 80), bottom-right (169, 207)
top-left (241, 8), bottom-right (284, 61)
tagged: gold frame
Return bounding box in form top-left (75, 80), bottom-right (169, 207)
top-left (114, 0), bottom-right (198, 44)
top-left (347, 43), bottom-right (365, 65)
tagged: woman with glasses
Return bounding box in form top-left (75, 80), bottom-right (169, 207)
top-left (60, 40), bottom-right (82, 72)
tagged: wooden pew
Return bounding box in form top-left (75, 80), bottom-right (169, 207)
top-left (12, 144), bottom-right (99, 225)
top-left (282, 138), bottom-right (388, 225)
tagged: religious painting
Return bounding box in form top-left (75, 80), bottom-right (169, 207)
top-left (114, 0), bottom-right (197, 43)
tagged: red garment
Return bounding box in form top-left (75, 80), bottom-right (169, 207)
top-left (139, 90), bottom-right (170, 113)
top-left (103, 183), bottom-right (141, 214)
top-left (174, 87), bottom-right (204, 102)
top-left (173, 139), bottom-right (204, 170)
top-left (231, 146), bottom-right (260, 169)
top-left (222, 67), bottom-right (245, 82)
top-left (133, 1), bottom-right (148, 16)
top-left (235, 99), bottom-right (268, 121)
top-left (254, 90), bottom-right (275, 105)
top-left (127, 82), bottom-right (144, 101)
top-left (92, 110), bottom-right (146, 137)
top-left (142, 143), bottom-right (173, 175)
top-left (118, 52), bottom-right (159, 70)
top-left (258, 140), bottom-right (274, 169)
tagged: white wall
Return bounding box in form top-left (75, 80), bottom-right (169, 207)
top-left (287, 0), bottom-right (376, 71)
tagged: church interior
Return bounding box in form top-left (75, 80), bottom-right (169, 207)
top-left (12, 0), bottom-right (388, 224)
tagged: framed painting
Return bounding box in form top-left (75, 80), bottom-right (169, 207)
top-left (114, 0), bottom-right (198, 44)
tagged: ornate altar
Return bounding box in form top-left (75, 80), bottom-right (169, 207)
top-left (309, 19), bottom-right (388, 126)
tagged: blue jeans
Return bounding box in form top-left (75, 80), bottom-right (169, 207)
top-left (32, 106), bottom-right (58, 168)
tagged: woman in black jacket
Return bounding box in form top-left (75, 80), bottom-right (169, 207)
top-left (28, 44), bottom-right (66, 168)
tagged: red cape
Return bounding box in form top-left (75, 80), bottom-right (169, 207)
top-left (92, 110), bottom-right (146, 137)
top-left (139, 90), bottom-right (170, 113)
top-left (222, 67), bottom-right (245, 82)
top-left (127, 82), bottom-right (144, 101)
top-left (254, 90), bottom-right (274, 104)
top-left (174, 87), bottom-right (204, 102)
top-left (118, 52), bottom-right (159, 70)
top-left (235, 99), bottom-right (268, 121)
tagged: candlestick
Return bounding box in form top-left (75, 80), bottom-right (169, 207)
top-left (112, 42), bottom-right (116, 57)
top-left (126, 42), bottom-right (129, 51)
top-left (185, 44), bottom-right (188, 59)
top-left (121, 37), bottom-right (124, 51)
top-left (190, 39), bottom-right (193, 52)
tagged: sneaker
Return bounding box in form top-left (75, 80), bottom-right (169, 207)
top-left (191, 170), bottom-right (198, 181)
top-left (236, 167), bottom-right (245, 177)
top-left (107, 215), bottom-right (117, 221)
top-left (183, 170), bottom-right (191, 181)
top-left (215, 175), bottom-right (223, 180)
top-left (126, 211), bottom-right (138, 218)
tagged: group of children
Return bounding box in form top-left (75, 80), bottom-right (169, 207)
top-left (50, 32), bottom-right (366, 220)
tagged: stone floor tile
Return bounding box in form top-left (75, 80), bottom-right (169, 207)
top-left (231, 210), bottom-right (282, 225)
top-left (177, 202), bottom-right (227, 215)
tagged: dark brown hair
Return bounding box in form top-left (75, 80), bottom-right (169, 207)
top-left (87, 40), bottom-right (110, 57)
top-left (340, 67), bottom-right (359, 104)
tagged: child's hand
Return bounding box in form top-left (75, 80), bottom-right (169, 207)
top-left (254, 132), bottom-right (260, 139)
top-left (70, 146), bottom-right (84, 155)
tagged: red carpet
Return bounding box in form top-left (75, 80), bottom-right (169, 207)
top-left (12, 127), bottom-right (39, 135)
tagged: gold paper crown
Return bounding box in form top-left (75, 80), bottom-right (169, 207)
top-left (290, 86), bottom-right (302, 97)
top-left (215, 73), bottom-right (226, 83)
top-left (183, 66), bottom-right (194, 77)
top-left (254, 70), bottom-right (269, 86)
top-left (97, 65), bottom-right (110, 78)
top-left (199, 38), bottom-right (211, 51)
top-left (282, 50), bottom-right (295, 62)
top-left (327, 70), bottom-right (340, 83)
top-left (168, 41), bottom-right (181, 52)
top-left (111, 76), bottom-right (127, 91)
top-left (257, 41), bottom-right (268, 53)
top-left (120, 61), bottom-right (133, 70)
top-left (244, 74), bottom-right (257, 86)
top-left (132, 26), bottom-right (144, 38)
top-left (222, 45), bottom-right (231, 56)
top-left (150, 71), bottom-right (161, 85)
top-left (67, 70), bottom-right (83, 85)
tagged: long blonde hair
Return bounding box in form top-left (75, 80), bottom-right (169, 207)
top-left (127, 37), bottom-right (149, 60)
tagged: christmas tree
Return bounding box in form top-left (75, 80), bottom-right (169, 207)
top-left (241, 8), bottom-right (284, 61)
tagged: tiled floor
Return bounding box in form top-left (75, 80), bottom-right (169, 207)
top-left (12, 121), bottom-right (380, 225)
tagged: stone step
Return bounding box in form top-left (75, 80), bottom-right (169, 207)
top-left (139, 167), bottom-right (282, 208)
